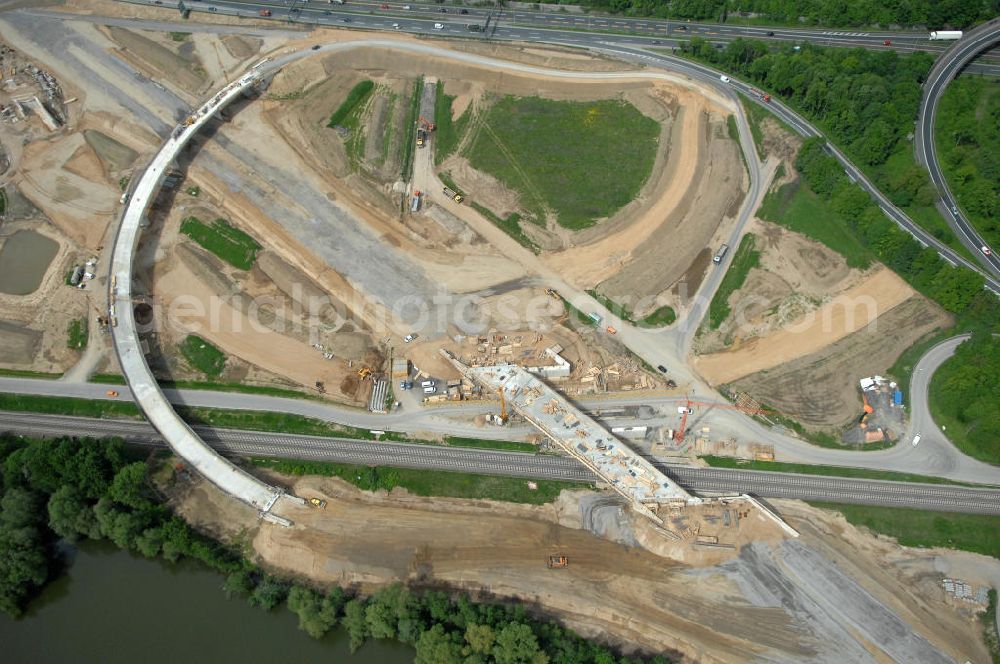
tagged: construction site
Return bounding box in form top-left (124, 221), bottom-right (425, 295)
top-left (1, 2), bottom-right (996, 662)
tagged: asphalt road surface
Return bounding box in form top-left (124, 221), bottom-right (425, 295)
top-left (916, 19), bottom-right (1000, 276)
top-left (2, 410), bottom-right (998, 515)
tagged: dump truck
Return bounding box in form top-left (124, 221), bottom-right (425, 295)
top-left (258, 9), bottom-right (272, 16)
top-left (547, 555), bottom-right (568, 568)
top-left (308, 497), bottom-right (327, 508)
top-left (442, 186), bottom-right (464, 203)
top-left (416, 128), bottom-right (426, 147)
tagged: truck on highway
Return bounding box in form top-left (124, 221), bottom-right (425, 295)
top-left (442, 186), bottom-right (464, 203)
top-left (929, 30), bottom-right (963, 40)
top-left (258, 9), bottom-right (271, 16)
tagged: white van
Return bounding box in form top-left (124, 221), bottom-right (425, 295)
top-left (911, 434), bottom-right (921, 446)
top-left (423, 386), bottom-right (436, 394)
top-left (420, 380), bottom-right (435, 388)
top-left (720, 75), bottom-right (730, 83)
top-left (433, 22), bottom-right (444, 29)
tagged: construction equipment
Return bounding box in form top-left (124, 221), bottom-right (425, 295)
top-left (545, 288), bottom-right (560, 300)
top-left (442, 186), bottom-right (464, 203)
top-left (673, 398), bottom-right (773, 444)
top-left (307, 497), bottom-right (327, 508)
top-left (547, 555), bottom-right (568, 568)
top-left (606, 326), bottom-right (617, 335)
top-left (418, 115), bottom-right (436, 131)
top-left (416, 128), bottom-right (427, 147)
top-left (357, 366), bottom-right (372, 380)
top-left (495, 386), bottom-right (509, 424)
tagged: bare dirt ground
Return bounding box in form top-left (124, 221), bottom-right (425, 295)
top-left (729, 295), bottom-right (952, 430)
top-left (694, 267), bottom-right (916, 385)
top-left (173, 470), bottom-right (987, 664)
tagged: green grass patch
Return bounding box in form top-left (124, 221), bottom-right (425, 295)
top-left (587, 289), bottom-right (635, 324)
top-left (707, 233), bottom-right (760, 330)
top-left (0, 368), bottom-right (62, 379)
top-left (470, 202), bottom-right (538, 254)
top-left (185, 185), bottom-right (200, 197)
top-left (637, 305), bottom-right (676, 328)
top-left (169, 31), bottom-right (190, 41)
top-left (983, 590), bottom-right (1000, 664)
top-left (759, 180), bottom-right (873, 269)
top-left (117, 176), bottom-right (130, 192)
top-left (433, 83), bottom-right (469, 166)
top-left (443, 436), bottom-right (537, 453)
top-left (249, 458), bottom-right (589, 504)
top-left (558, 295), bottom-right (598, 327)
top-left (326, 79), bottom-right (374, 128)
top-left (811, 502), bottom-right (1000, 559)
top-left (702, 455), bottom-right (983, 487)
top-left (179, 216), bottom-right (260, 270)
top-left (0, 188), bottom-right (7, 216)
top-left (66, 317), bottom-right (87, 350)
top-left (179, 335), bottom-right (226, 378)
top-left (400, 77), bottom-right (423, 181)
top-left (0, 393), bottom-right (140, 419)
top-left (466, 96), bottom-right (659, 229)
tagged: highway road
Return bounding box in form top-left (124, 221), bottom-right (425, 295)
top-left (916, 19), bottom-right (1000, 276)
top-left (1, 410), bottom-right (997, 515)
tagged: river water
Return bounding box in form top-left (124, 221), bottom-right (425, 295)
top-left (0, 542), bottom-right (414, 664)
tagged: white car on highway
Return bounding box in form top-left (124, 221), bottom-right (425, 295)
top-left (433, 22), bottom-right (444, 29)
top-left (982, 245), bottom-right (992, 256)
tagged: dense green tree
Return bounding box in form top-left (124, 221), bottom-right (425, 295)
top-left (46, 485), bottom-right (100, 541)
top-left (109, 462), bottom-right (153, 510)
top-left (493, 623), bottom-right (549, 664)
top-left (0, 488), bottom-right (50, 617)
top-left (415, 624), bottom-right (464, 664)
top-left (287, 584), bottom-right (344, 638)
top-left (342, 598), bottom-right (370, 652)
top-left (465, 623), bottom-right (497, 654)
top-left (248, 575), bottom-right (289, 611)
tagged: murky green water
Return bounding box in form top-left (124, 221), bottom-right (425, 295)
top-left (0, 541), bottom-right (414, 664)
top-left (0, 230), bottom-right (59, 295)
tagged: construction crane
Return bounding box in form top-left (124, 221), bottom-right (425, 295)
top-left (495, 386), bottom-right (509, 425)
top-left (673, 398), bottom-right (773, 444)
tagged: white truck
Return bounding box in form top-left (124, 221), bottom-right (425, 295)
top-left (929, 31), bottom-right (963, 40)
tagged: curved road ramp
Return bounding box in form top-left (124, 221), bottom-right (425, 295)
top-left (108, 60), bottom-right (298, 526)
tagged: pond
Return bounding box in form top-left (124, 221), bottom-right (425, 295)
top-left (0, 230), bottom-right (59, 295)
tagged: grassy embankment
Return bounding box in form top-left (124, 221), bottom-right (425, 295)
top-left (811, 502), bottom-right (1000, 561)
top-left (705, 233), bottom-right (760, 330)
top-left (179, 216), bottom-right (260, 270)
top-left (465, 96), bottom-right (659, 230)
top-left (587, 290), bottom-right (676, 328)
top-left (399, 76), bottom-right (423, 181)
top-left (250, 458), bottom-right (586, 505)
top-left (327, 79), bottom-right (375, 169)
top-left (66, 318), bottom-right (88, 350)
top-left (179, 334), bottom-right (226, 378)
top-left (702, 455), bottom-right (987, 487)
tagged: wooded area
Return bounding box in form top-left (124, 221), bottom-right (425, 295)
top-left (570, 0), bottom-right (995, 28)
top-left (0, 436), bottom-right (669, 663)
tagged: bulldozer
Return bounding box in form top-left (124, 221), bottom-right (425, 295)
top-left (357, 366), bottom-right (372, 380)
top-left (547, 555), bottom-right (568, 569)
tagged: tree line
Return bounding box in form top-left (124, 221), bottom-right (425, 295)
top-left (561, 0), bottom-right (996, 29)
top-left (0, 435), bottom-right (672, 664)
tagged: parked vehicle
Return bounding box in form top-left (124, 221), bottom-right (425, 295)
top-left (442, 186), bottom-right (463, 202)
top-left (911, 433), bottom-right (922, 446)
top-left (404, 333), bottom-right (418, 342)
top-left (420, 380), bottom-right (435, 388)
top-left (423, 386), bottom-right (436, 394)
top-left (657, 365), bottom-right (667, 373)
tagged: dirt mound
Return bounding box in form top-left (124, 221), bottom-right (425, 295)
top-left (729, 295), bottom-right (952, 429)
top-left (220, 35), bottom-right (261, 61)
top-left (104, 26), bottom-right (205, 93)
top-left (695, 267), bottom-right (913, 385)
top-left (83, 129), bottom-right (138, 173)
